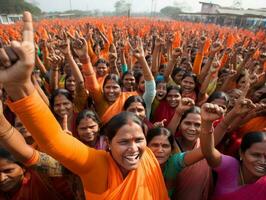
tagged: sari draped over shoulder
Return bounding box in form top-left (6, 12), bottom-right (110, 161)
top-left (173, 139), bottom-right (213, 200)
top-left (101, 91), bottom-right (137, 124)
top-left (152, 100), bottom-right (175, 127)
top-left (87, 148), bottom-right (169, 200)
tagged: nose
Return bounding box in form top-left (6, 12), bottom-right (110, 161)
top-left (0, 173), bottom-right (8, 182)
top-left (157, 145), bottom-right (164, 153)
top-left (128, 142), bottom-right (138, 152)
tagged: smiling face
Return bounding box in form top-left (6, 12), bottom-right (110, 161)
top-left (96, 62), bottom-right (108, 77)
top-left (148, 135), bottom-right (172, 165)
top-left (166, 89), bottom-right (181, 108)
top-left (123, 74), bottom-right (136, 91)
top-left (108, 121), bottom-right (146, 177)
top-left (126, 102), bottom-right (146, 121)
top-left (180, 113), bottom-right (201, 142)
top-left (103, 79), bottom-right (121, 103)
top-left (77, 117), bottom-right (99, 145)
top-left (65, 75), bottom-right (76, 93)
top-left (53, 94), bottom-right (73, 119)
top-left (0, 158), bottom-right (24, 192)
top-left (241, 140), bottom-right (266, 180)
top-left (181, 76), bottom-right (195, 93)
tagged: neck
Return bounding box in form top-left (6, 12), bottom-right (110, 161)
top-left (178, 137), bottom-right (197, 151)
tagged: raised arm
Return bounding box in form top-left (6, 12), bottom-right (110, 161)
top-left (200, 103), bottom-right (224, 168)
top-left (0, 12), bottom-right (95, 175)
top-left (0, 100), bottom-right (34, 163)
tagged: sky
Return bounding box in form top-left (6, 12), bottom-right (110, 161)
top-left (30, 0), bottom-right (266, 13)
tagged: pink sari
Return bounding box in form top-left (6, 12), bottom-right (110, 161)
top-left (213, 176), bottom-right (266, 200)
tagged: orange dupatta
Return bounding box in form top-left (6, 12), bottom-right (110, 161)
top-left (87, 148), bottom-right (169, 200)
top-left (101, 91), bottom-right (138, 124)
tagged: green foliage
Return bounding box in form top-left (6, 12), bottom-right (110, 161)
top-left (160, 6), bottom-right (182, 18)
top-left (114, 0), bottom-right (131, 16)
top-left (0, 0), bottom-right (41, 15)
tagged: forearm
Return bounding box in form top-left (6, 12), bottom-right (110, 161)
top-left (35, 56), bottom-right (47, 74)
top-left (163, 59), bottom-right (176, 82)
top-left (167, 111), bottom-right (182, 136)
top-left (49, 68), bottom-right (59, 91)
top-left (66, 53), bottom-right (84, 84)
top-left (7, 90), bottom-right (92, 174)
top-left (199, 56), bottom-right (214, 83)
top-left (0, 115), bottom-right (34, 163)
top-left (184, 147), bottom-right (204, 166)
top-left (151, 46), bottom-right (160, 76)
top-left (139, 57), bottom-right (154, 81)
top-left (200, 120), bottom-right (221, 167)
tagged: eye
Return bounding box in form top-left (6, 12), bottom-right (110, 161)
top-left (136, 138), bottom-right (144, 143)
top-left (118, 140), bottom-right (128, 145)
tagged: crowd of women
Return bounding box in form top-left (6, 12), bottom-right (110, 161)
top-left (0, 11), bottom-right (265, 199)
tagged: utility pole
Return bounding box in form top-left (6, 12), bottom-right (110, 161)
top-left (69, 0), bottom-right (72, 10)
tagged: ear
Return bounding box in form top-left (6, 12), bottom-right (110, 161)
top-left (239, 149), bottom-right (244, 161)
top-left (105, 136), bottom-right (111, 151)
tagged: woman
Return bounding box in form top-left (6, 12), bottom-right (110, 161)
top-left (152, 85), bottom-right (181, 127)
top-left (172, 106), bottom-right (213, 200)
top-left (147, 127), bottom-right (203, 198)
top-left (121, 71), bottom-right (136, 92)
top-left (50, 89), bottom-right (77, 134)
top-left (0, 101), bottom-right (82, 200)
top-left (123, 95), bottom-right (155, 132)
top-left (200, 103), bottom-right (266, 200)
top-left (76, 109), bottom-right (106, 150)
top-left (181, 71), bottom-right (198, 102)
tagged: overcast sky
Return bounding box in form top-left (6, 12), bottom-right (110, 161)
top-left (31, 0), bottom-right (266, 12)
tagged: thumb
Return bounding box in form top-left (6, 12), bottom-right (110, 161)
top-left (62, 114), bottom-right (68, 131)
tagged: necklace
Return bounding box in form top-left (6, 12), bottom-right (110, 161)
top-left (239, 165), bottom-right (245, 185)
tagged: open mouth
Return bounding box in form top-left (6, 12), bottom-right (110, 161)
top-left (255, 166), bottom-right (266, 174)
top-left (124, 154), bottom-right (140, 165)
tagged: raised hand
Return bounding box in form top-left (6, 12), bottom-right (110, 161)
top-left (201, 103), bottom-right (224, 122)
top-left (72, 37), bottom-right (89, 63)
top-left (62, 114), bottom-right (72, 135)
top-left (153, 119), bottom-right (167, 128)
top-left (232, 98), bottom-right (256, 116)
top-left (109, 43), bottom-right (117, 64)
top-left (172, 47), bottom-right (182, 61)
top-left (176, 98), bottom-right (195, 114)
top-left (132, 38), bottom-right (145, 59)
top-left (0, 12), bottom-right (35, 100)
top-left (58, 31), bottom-right (71, 55)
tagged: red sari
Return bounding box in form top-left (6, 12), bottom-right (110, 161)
top-left (152, 100), bottom-right (175, 127)
top-left (0, 169), bottom-right (67, 200)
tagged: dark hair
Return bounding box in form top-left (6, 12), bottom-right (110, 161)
top-left (134, 70), bottom-right (143, 85)
top-left (207, 91), bottom-right (229, 107)
top-left (103, 111), bottom-right (145, 141)
top-left (180, 106), bottom-right (201, 125)
top-left (171, 67), bottom-right (186, 80)
top-left (103, 74), bottom-right (121, 88)
top-left (218, 68), bottom-right (230, 78)
top-left (0, 148), bottom-right (17, 163)
top-left (95, 58), bottom-right (109, 67)
top-left (147, 127), bottom-right (174, 149)
top-left (236, 73), bottom-right (245, 84)
top-left (167, 85), bottom-right (181, 95)
top-left (76, 109), bottom-right (101, 127)
top-left (64, 74), bottom-right (75, 91)
top-left (123, 95), bottom-right (146, 110)
top-left (50, 89), bottom-right (73, 114)
top-left (181, 71), bottom-right (197, 84)
top-left (240, 131), bottom-right (266, 153)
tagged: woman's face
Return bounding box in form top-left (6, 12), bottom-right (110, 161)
top-left (211, 98), bottom-right (227, 114)
top-left (166, 89), bottom-right (181, 108)
top-left (174, 71), bottom-right (185, 85)
top-left (228, 89), bottom-right (242, 108)
top-left (53, 94), bottom-right (73, 118)
top-left (123, 74), bottom-right (135, 91)
top-left (148, 135), bottom-right (172, 165)
top-left (108, 121), bottom-right (146, 176)
top-left (180, 113), bottom-right (201, 142)
top-left (138, 76), bottom-right (145, 93)
top-left (0, 158), bottom-right (24, 192)
top-left (77, 117), bottom-right (99, 144)
top-left (241, 140), bottom-right (266, 179)
top-left (65, 75), bottom-right (76, 92)
top-left (181, 76), bottom-right (195, 93)
top-left (103, 79), bottom-right (121, 103)
top-left (14, 117), bottom-right (34, 145)
top-left (96, 63), bottom-right (108, 77)
top-left (156, 82), bottom-right (167, 100)
top-left (126, 102), bottom-right (146, 121)
top-left (237, 76), bottom-right (246, 90)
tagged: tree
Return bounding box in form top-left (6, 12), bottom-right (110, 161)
top-left (0, 0), bottom-right (42, 15)
top-left (160, 6), bottom-right (182, 18)
top-left (114, 0), bottom-right (131, 16)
